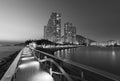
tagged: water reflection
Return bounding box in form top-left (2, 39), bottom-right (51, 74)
top-left (54, 48), bottom-right (73, 59)
top-left (54, 47), bottom-right (120, 76)
top-left (111, 50), bottom-right (116, 62)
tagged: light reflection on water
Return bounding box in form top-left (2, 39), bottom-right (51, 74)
top-left (54, 47), bottom-right (120, 76)
top-left (111, 50), bottom-right (116, 61)
top-left (55, 49), bottom-right (73, 59)
top-left (0, 46), bottom-right (23, 59)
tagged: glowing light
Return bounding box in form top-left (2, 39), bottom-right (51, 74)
top-left (111, 50), bottom-right (116, 62)
top-left (112, 51), bottom-right (115, 56)
top-left (30, 71), bottom-right (54, 81)
top-left (21, 57), bottom-right (34, 61)
top-left (18, 61), bottom-right (39, 69)
top-left (21, 54), bottom-right (32, 57)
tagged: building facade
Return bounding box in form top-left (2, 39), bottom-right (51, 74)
top-left (64, 22), bottom-right (76, 43)
top-left (44, 12), bottom-right (61, 42)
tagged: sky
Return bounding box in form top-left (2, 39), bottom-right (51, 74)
top-left (0, 0), bottom-right (120, 42)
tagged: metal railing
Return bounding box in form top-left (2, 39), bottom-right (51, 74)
top-left (30, 47), bottom-right (87, 81)
top-left (31, 47), bottom-right (74, 81)
top-left (31, 47), bottom-right (120, 81)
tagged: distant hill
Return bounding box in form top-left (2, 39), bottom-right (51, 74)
top-left (76, 34), bottom-right (96, 45)
top-left (76, 35), bottom-right (86, 39)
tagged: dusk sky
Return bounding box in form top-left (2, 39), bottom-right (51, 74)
top-left (0, 0), bottom-right (120, 42)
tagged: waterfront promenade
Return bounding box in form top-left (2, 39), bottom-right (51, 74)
top-left (0, 45), bottom-right (73, 81)
top-left (1, 44), bottom-right (120, 81)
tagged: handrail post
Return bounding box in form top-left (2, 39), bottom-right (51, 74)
top-left (49, 67), bottom-right (53, 76)
top-left (81, 71), bottom-right (84, 81)
top-left (44, 56), bottom-right (47, 68)
top-left (49, 61), bottom-right (53, 75)
top-left (60, 74), bottom-right (62, 81)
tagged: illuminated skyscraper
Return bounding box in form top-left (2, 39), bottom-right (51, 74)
top-left (64, 22), bottom-right (76, 43)
top-left (44, 12), bottom-right (61, 42)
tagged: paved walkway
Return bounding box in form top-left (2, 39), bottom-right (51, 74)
top-left (15, 47), bottom-right (54, 81)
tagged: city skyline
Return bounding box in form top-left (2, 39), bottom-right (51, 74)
top-left (0, 0), bottom-right (120, 42)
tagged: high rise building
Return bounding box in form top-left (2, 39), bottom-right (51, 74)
top-left (64, 22), bottom-right (76, 43)
top-left (44, 12), bottom-right (61, 42)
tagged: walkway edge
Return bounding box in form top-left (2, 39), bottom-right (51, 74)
top-left (1, 48), bottom-right (24, 81)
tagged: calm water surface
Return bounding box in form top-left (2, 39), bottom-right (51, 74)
top-left (54, 46), bottom-right (120, 76)
top-left (0, 46), bottom-right (24, 59)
